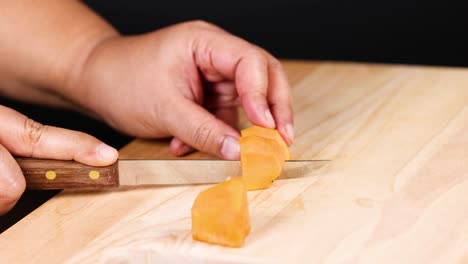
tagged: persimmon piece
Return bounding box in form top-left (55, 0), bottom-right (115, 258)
top-left (241, 125), bottom-right (291, 160)
top-left (191, 177), bottom-right (251, 248)
top-left (240, 135), bottom-right (285, 190)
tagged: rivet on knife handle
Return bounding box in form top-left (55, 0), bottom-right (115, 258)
top-left (16, 158), bottom-right (119, 190)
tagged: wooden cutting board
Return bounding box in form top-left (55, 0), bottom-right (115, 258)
top-left (1, 60), bottom-right (468, 263)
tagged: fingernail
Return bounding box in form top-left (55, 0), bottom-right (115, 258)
top-left (221, 136), bottom-right (240, 160)
top-left (285, 123), bottom-right (294, 144)
top-left (264, 109), bottom-right (276, 128)
top-left (97, 143), bottom-right (118, 161)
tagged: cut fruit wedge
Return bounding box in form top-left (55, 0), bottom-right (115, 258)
top-left (240, 135), bottom-right (285, 190)
top-left (191, 177), bottom-right (251, 248)
top-left (241, 125), bottom-right (291, 160)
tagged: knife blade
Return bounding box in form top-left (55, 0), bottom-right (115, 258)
top-left (16, 158), bottom-right (329, 190)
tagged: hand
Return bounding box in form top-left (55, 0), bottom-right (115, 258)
top-left (67, 21), bottom-right (294, 160)
top-left (0, 105), bottom-right (118, 215)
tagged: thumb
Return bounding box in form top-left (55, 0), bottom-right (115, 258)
top-left (0, 144), bottom-right (25, 215)
top-left (167, 99), bottom-right (240, 160)
top-left (0, 105), bottom-right (118, 166)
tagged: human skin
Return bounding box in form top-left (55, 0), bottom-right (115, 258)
top-left (0, 1), bottom-right (293, 214)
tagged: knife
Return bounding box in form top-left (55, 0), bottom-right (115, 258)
top-left (15, 158), bottom-right (329, 190)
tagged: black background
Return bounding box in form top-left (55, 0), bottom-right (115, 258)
top-left (84, 0), bottom-right (468, 66)
top-left (2, 0), bottom-right (468, 232)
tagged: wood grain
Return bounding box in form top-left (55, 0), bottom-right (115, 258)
top-left (17, 158), bottom-right (119, 190)
top-left (2, 60), bottom-right (468, 263)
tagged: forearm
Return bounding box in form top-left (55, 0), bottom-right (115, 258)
top-left (0, 0), bottom-right (118, 105)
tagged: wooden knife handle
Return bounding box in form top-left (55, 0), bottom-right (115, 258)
top-left (16, 158), bottom-right (119, 190)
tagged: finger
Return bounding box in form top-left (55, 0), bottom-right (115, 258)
top-left (168, 98), bottom-right (240, 160)
top-left (265, 57), bottom-right (294, 145)
top-left (212, 107), bottom-right (238, 129)
top-left (0, 144), bottom-right (25, 215)
top-left (206, 81), bottom-right (238, 97)
top-left (204, 81), bottom-right (239, 109)
top-left (0, 105), bottom-right (118, 166)
top-left (192, 31), bottom-right (275, 128)
top-left (169, 106), bottom-right (238, 157)
top-left (170, 137), bottom-right (196, 157)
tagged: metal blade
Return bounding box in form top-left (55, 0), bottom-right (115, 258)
top-left (118, 159), bottom-right (329, 186)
